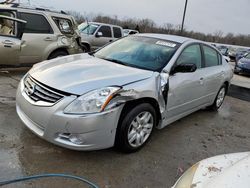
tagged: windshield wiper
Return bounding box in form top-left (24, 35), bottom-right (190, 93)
top-left (100, 57), bottom-right (147, 70)
top-left (102, 58), bottom-right (128, 66)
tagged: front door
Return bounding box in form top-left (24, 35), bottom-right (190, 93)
top-left (0, 13), bottom-right (24, 66)
top-left (166, 44), bottom-right (208, 119)
top-left (92, 25), bottom-right (113, 49)
top-left (0, 36), bottom-right (22, 65)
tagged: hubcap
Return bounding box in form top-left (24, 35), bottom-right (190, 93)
top-left (127, 111), bottom-right (154, 148)
top-left (216, 88), bottom-right (226, 107)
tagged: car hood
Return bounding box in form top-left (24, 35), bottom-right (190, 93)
top-left (239, 58), bottom-right (250, 68)
top-left (29, 54), bottom-right (153, 95)
top-left (186, 152), bottom-right (250, 188)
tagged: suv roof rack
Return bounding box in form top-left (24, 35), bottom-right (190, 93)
top-left (0, 2), bottom-right (68, 15)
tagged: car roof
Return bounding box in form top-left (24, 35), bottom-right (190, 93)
top-left (137, 33), bottom-right (199, 44)
top-left (0, 4), bottom-right (71, 18)
top-left (89, 21), bottom-right (122, 28)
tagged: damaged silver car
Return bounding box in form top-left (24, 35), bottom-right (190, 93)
top-left (16, 34), bottom-right (233, 152)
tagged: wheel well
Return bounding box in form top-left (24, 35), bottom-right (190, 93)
top-left (224, 81), bottom-right (229, 94)
top-left (48, 48), bottom-right (69, 59)
top-left (81, 43), bottom-right (90, 51)
top-left (119, 98), bottom-right (162, 125)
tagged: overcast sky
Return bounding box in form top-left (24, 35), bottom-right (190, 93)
top-left (29, 0), bottom-right (250, 35)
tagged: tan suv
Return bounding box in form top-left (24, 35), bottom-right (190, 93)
top-left (0, 3), bottom-right (82, 67)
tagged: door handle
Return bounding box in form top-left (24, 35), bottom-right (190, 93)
top-left (3, 40), bottom-right (14, 45)
top-left (2, 40), bottom-right (14, 48)
top-left (109, 40), bottom-right (113, 42)
top-left (44, 37), bottom-right (53, 41)
top-left (220, 71), bottom-right (225, 77)
top-left (199, 77), bottom-right (204, 84)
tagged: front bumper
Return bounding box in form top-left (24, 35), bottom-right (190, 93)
top-left (16, 79), bottom-right (123, 151)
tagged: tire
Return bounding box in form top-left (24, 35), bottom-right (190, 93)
top-left (234, 68), bottom-right (240, 75)
top-left (208, 84), bottom-right (227, 111)
top-left (115, 103), bottom-right (157, 153)
top-left (48, 50), bottom-right (68, 60)
top-left (81, 44), bottom-right (90, 53)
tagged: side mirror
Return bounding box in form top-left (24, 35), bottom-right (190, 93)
top-left (172, 63), bottom-right (197, 74)
top-left (96, 32), bottom-right (103, 38)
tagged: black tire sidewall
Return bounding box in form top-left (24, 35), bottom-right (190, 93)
top-left (116, 103), bottom-right (157, 153)
top-left (49, 51), bottom-right (68, 59)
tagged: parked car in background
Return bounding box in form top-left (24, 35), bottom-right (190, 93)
top-left (172, 152), bottom-right (250, 188)
top-left (0, 3), bottom-right (82, 67)
top-left (78, 21), bottom-right (123, 52)
top-left (123, 29), bottom-right (139, 36)
top-left (217, 45), bottom-right (229, 56)
top-left (215, 46), bottom-right (230, 62)
top-left (228, 47), bottom-right (237, 60)
top-left (16, 34), bottom-right (233, 153)
top-left (234, 52), bottom-right (250, 75)
top-left (235, 48), bottom-right (250, 62)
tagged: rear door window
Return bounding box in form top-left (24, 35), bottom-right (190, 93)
top-left (203, 45), bottom-right (220, 67)
top-left (19, 12), bottom-right (53, 34)
top-left (113, 27), bottom-right (122, 38)
top-left (98, 26), bottom-right (112, 37)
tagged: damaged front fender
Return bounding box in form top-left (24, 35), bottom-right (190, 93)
top-left (106, 72), bottom-right (169, 128)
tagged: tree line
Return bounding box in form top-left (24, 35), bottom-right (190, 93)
top-left (67, 10), bottom-right (250, 47)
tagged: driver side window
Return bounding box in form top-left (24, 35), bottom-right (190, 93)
top-left (176, 44), bottom-right (202, 69)
top-left (97, 26), bottom-right (112, 37)
top-left (0, 11), bottom-right (16, 36)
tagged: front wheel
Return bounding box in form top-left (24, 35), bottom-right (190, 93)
top-left (115, 103), bottom-right (157, 153)
top-left (208, 84), bottom-right (226, 111)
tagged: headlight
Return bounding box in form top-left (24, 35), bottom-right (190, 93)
top-left (173, 163), bottom-right (199, 188)
top-left (64, 87), bottom-right (121, 114)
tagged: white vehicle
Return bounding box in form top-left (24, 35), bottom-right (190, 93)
top-left (223, 55), bottom-right (230, 62)
top-left (78, 22), bottom-right (123, 52)
top-left (172, 152), bottom-right (250, 188)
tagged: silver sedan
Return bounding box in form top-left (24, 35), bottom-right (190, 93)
top-left (16, 34), bottom-right (233, 152)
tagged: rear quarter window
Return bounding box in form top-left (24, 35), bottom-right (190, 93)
top-left (53, 17), bottom-right (74, 35)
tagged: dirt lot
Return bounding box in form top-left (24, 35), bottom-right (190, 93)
top-left (0, 69), bottom-right (250, 188)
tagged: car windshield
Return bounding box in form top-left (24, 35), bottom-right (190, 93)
top-left (94, 36), bottom-right (179, 71)
top-left (219, 48), bottom-right (227, 55)
top-left (78, 22), bottom-right (99, 35)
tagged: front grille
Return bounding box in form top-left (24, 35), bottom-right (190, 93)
top-left (24, 75), bottom-right (65, 105)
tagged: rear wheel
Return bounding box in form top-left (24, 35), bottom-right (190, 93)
top-left (48, 50), bottom-right (68, 59)
top-left (81, 44), bottom-right (90, 53)
top-left (208, 84), bottom-right (226, 111)
top-left (234, 67), bottom-right (240, 75)
top-left (115, 103), bottom-right (156, 153)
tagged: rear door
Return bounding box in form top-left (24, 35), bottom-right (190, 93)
top-left (201, 45), bottom-right (225, 102)
top-left (0, 13), bottom-right (26, 66)
top-left (18, 12), bottom-right (55, 64)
